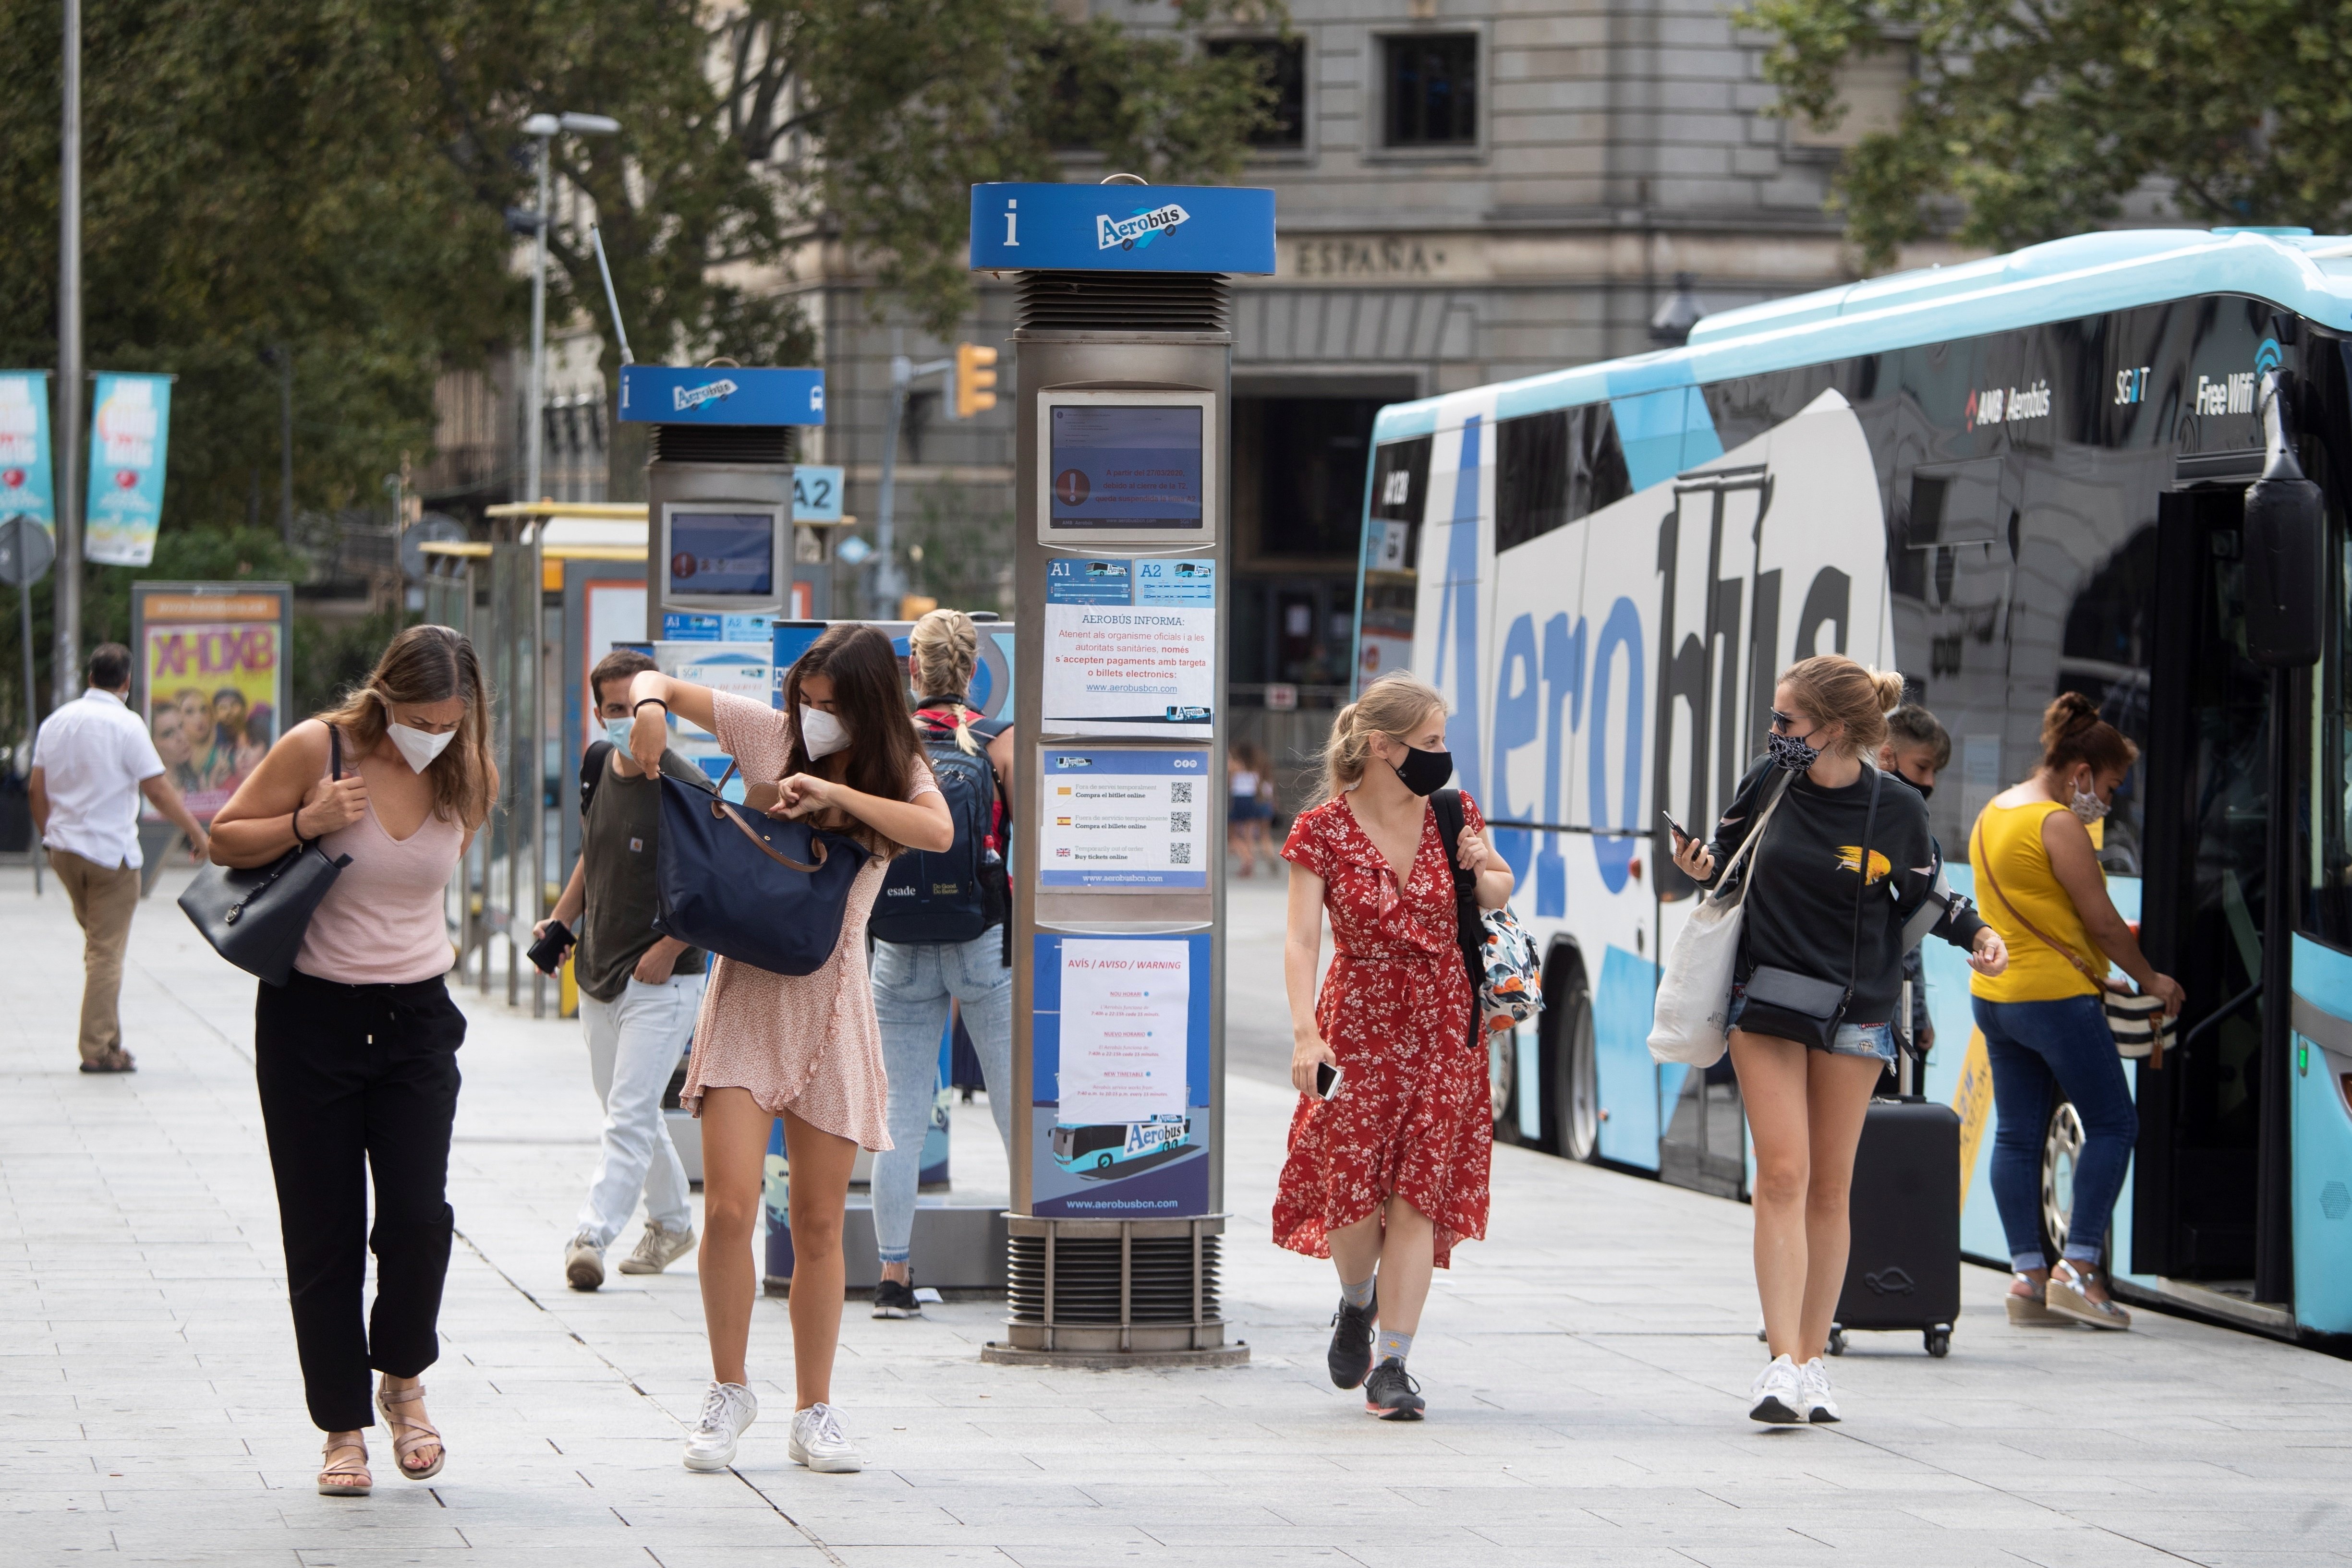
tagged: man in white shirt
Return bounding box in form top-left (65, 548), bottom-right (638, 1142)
top-left (29, 643), bottom-right (210, 1073)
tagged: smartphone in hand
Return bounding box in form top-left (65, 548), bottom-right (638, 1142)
top-left (1313, 1060), bottom-right (1344, 1100)
top-left (1660, 809), bottom-right (1692, 847)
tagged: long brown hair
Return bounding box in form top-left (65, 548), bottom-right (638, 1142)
top-left (316, 623), bottom-right (495, 825)
top-left (782, 623), bottom-right (925, 856)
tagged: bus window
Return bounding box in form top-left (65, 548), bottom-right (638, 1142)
top-left (1495, 406), bottom-right (1632, 554)
top-left (1360, 435), bottom-right (1433, 688)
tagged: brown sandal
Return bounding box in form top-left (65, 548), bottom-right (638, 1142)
top-left (317, 1434), bottom-right (372, 1496)
top-left (375, 1379), bottom-right (446, 1480)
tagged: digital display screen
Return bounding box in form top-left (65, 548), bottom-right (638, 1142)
top-left (1049, 406), bottom-right (1203, 531)
top-left (667, 511), bottom-right (775, 597)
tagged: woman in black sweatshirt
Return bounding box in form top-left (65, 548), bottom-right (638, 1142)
top-left (1671, 656), bottom-right (2006, 1427)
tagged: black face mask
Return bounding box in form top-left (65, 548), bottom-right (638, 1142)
top-left (1915, 782), bottom-right (1934, 800)
top-left (1386, 742), bottom-right (1454, 797)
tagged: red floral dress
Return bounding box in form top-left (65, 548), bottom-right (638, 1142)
top-left (1273, 793), bottom-right (1492, 1268)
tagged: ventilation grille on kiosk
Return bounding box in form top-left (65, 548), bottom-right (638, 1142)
top-left (647, 423), bottom-right (795, 465)
top-left (1015, 271), bottom-right (1230, 335)
top-left (1006, 1231), bottom-right (1222, 1324)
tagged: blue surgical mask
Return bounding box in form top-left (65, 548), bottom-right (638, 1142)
top-left (603, 717), bottom-right (634, 750)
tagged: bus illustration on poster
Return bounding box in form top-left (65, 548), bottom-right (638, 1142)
top-left (1029, 931), bottom-right (1213, 1218)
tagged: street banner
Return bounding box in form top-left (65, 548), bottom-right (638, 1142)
top-left (130, 582), bottom-right (292, 821)
top-left (0, 371), bottom-right (54, 531)
top-left (85, 373), bottom-right (173, 566)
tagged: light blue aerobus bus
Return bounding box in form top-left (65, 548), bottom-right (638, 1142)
top-left (1353, 228), bottom-right (2352, 1348)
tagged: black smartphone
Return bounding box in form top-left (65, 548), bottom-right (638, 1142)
top-left (1313, 1060), bottom-right (1344, 1099)
top-left (1660, 809), bottom-right (1692, 846)
top-left (526, 918), bottom-right (575, 976)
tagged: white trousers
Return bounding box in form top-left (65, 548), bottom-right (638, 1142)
top-left (575, 972), bottom-right (703, 1247)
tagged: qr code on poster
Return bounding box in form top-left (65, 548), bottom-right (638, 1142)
top-left (1170, 842), bottom-right (1192, 865)
top-left (1170, 811), bottom-right (1193, 833)
top-left (1170, 781), bottom-right (1194, 804)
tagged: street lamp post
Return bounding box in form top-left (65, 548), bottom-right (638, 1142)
top-left (53, 0), bottom-right (82, 709)
top-left (519, 111), bottom-right (620, 507)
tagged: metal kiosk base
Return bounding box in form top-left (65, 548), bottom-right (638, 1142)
top-left (982, 1215), bottom-right (1248, 1369)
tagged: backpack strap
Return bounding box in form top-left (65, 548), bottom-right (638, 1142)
top-left (1841, 765), bottom-right (1882, 1014)
top-left (579, 740), bottom-right (613, 818)
top-left (1432, 789), bottom-right (1485, 1003)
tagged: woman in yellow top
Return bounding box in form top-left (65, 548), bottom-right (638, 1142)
top-left (1971, 693), bottom-right (2182, 1329)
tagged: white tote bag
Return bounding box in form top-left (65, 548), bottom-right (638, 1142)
top-left (1647, 779), bottom-right (1790, 1068)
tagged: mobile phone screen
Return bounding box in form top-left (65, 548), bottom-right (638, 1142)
top-left (1314, 1060), bottom-right (1342, 1099)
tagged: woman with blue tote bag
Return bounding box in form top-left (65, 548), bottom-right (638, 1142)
top-left (624, 624), bottom-right (952, 1477)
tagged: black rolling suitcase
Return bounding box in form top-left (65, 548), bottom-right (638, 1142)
top-left (1831, 1093), bottom-right (1962, 1357)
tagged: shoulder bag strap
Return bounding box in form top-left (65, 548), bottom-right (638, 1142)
top-left (1432, 788), bottom-right (1484, 1000)
top-left (1841, 765), bottom-right (1882, 1008)
top-left (1971, 812), bottom-right (2104, 984)
top-left (1713, 770), bottom-right (1794, 909)
top-left (296, 726), bottom-right (345, 848)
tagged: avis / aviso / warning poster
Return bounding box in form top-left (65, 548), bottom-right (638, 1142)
top-left (1041, 555), bottom-right (1215, 737)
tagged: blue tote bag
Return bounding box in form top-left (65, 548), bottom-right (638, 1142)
top-left (654, 763), bottom-right (871, 976)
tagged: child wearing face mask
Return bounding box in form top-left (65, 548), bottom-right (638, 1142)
top-left (208, 625), bottom-right (497, 1498)
top-left (1971, 692), bottom-right (2183, 1330)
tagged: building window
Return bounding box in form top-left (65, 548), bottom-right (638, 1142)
top-left (1383, 34), bottom-right (1477, 148)
top-left (1208, 37), bottom-right (1307, 150)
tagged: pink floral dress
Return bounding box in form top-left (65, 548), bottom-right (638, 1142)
top-left (1273, 793), bottom-right (1492, 1267)
top-left (679, 692), bottom-right (937, 1149)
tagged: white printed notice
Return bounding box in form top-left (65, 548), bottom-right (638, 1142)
top-left (1041, 555), bottom-right (1214, 737)
top-left (1057, 939), bottom-right (1190, 1126)
top-left (1039, 747), bottom-right (1210, 890)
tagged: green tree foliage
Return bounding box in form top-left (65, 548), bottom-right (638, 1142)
top-left (1743, 0), bottom-right (2352, 272)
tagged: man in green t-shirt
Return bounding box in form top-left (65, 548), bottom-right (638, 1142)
top-left (534, 649), bottom-right (708, 1291)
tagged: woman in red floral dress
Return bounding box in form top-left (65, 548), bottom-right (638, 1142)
top-left (1277, 673), bottom-right (1514, 1419)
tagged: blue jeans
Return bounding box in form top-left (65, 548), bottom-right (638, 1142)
top-left (870, 930), bottom-right (1015, 1266)
top-left (1975, 993), bottom-right (2138, 1268)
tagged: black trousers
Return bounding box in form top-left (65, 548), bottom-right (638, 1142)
top-left (254, 969), bottom-right (465, 1432)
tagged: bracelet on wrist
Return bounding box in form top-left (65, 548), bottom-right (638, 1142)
top-left (633, 697), bottom-right (668, 713)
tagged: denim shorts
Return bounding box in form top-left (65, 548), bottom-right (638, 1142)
top-left (1726, 982), bottom-right (1897, 1064)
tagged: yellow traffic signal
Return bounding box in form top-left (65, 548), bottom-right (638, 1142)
top-left (955, 342), bottom-right (998, 418)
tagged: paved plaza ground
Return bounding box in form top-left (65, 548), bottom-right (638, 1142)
top-left (5, 863), bottom-right (2351, 1567)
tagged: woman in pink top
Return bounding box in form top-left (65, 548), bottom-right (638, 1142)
top-left (211, 626), bottom-right (496, 1499)
top-left (625, 624), bottom-right (951, 1476)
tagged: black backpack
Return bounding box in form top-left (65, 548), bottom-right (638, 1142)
top-left (870, 716), bottom-right (1006, 947)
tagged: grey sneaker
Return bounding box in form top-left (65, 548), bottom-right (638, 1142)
top-left (564, 1231), bottom-right (605, 1291)
top-left (787, 1402), bottom-right (862, 1472)
top-left (618, 1221), bottom-right (695, 1276)
top-left (1363, 1357), bottom-right (1425, 1421)
top-left (683, 1381), bottom-right (757, 1472)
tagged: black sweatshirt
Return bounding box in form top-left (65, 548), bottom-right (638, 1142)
top-left (1698, 758), bottom-right (1987, 1025)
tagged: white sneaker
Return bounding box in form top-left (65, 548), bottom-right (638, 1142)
top-left (1747, 1354), bottom-right (1807, 1424)
top-left (787, 1402), bottom-right (863, 1473)
top-left (564, 1231), bottom-right (605, 1291)
top-left (618, 1220), bottom-right (696, 1276)
top-left (1799, 1356), bottom-right (1840, 1423)
top-left (682, 1381), bottom-right (757, 1471)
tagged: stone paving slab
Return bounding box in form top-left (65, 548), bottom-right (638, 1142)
top-left (3, 866), bottom-right (2351, 1567)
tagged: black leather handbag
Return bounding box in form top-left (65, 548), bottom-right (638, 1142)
top-left (1736, 764), bottom-right (1882, 1051)
top-left (653, 761), bottom-right (870, 976)
top-left (178, 727), bottom-right (353, 987)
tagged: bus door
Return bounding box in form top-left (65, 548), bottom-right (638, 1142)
top-left (1654, 464), bottom-right (1774, 1196)
top-left (2135, 483), bottom-right (2273, 1291)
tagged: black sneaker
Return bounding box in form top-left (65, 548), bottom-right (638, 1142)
top-left (1363, 1357), bottom-right (1424, 1421)
top-left (872, 1277), bottom-right (921, 1319)
top-left (1327, 1299), bottom-right (1376, 1389)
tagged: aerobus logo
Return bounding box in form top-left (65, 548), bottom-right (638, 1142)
top-left (1098, 202), bottom-right (1190, 251)
top-left (1964, 379), bottom-right (2052, 430)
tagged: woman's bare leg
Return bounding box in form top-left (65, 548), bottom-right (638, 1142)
top-left (695, 1088), bottom-right (772, 1386)
top-left (1374, 1199), bottom-right (1436, 1337)
top-left (1326, 1210), bottom-right (1383, 1298)
top-left (1729, 1029), bottom-right (1813, 1360)
top-left (1796, 1051), bottom-right (1887, 1361)
top-left (780, 1108), bottom-right (860, 1410)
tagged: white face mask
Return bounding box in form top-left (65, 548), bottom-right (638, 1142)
top-left (2069, 775), bottom-right (2110, 824)
top-left (799, 704), bottom-right (851, 760)
top-left (388, 722), bottom-right (456, 774)
top-left (602, 717), bottom-right (635, 751)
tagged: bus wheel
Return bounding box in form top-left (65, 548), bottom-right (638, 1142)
top-left (2040, 1098), bottom-right (2085, 1262)
top-left (1096, 1152), bottom-right (1114, 1170)
top-left (1549, 968), bottom-right (1600, 1163)
top-left (1489, 1027), bottom-right (1517, 1144)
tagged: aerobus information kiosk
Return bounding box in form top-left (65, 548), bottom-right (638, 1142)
top-left (975, 179), bottom-right (1273, 1364)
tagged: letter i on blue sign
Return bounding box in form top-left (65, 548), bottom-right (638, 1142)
top-left (1005, 199), bottom-right (1018, 247)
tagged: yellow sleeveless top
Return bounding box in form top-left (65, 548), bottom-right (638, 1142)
top-left (1970, 798), bottom-right (2105, 1002)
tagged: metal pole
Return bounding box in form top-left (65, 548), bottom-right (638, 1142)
top-left (18, 572), bottom-right (40, 895)
top-left (53, 0), bottom-right (82, 710)
top-left (526, 138), bottom-right (549, 506)
top-left (2255, 667), bottom-right (2296, 1303)
top-left (875, 338), bottom-right (909, 614)
top-left (278, 345), bottom-right (294, 546)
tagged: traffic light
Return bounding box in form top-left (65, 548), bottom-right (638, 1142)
top-left (955, 341), bottom-right (998, 418)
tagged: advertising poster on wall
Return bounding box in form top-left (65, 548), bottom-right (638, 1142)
top-left (131, 584), bottom-right (291, 821)
top-left (0, 371), bottom-right (53, 531)
top-left (1029, 931), bottom-right (1212, 1218)
top-left (84, 373), bottom-right (173, 567)
top-left (1040, 555), bottom-right (1215, 736)
top-left (1037, 746), bottom-right (1210, 890)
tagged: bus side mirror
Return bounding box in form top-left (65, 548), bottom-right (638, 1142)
top-left (2243, 371), bottom-right (2324, 668)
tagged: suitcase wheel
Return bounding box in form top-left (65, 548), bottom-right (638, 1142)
top-left (1826, 1326), bottom-right (1848, 1357)
top-left (1925, 1326), bottom-right (1952, 1358)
